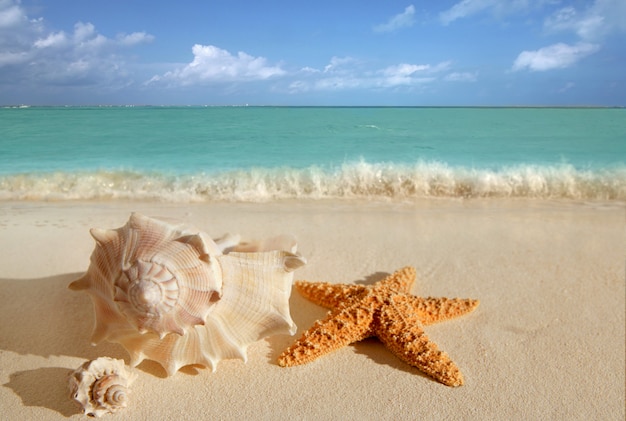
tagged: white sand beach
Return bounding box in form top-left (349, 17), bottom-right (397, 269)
top-left (1, 199), bottom-right (624, 420)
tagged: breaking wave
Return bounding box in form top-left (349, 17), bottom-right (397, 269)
top-left (1, 161), bottom-right (625, 202)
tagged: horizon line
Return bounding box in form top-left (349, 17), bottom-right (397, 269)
top-left (3, 104), bottom-right (624, 109)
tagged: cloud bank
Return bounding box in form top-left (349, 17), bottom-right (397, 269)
top-left (0, 0), bottom-right (153, 89)
top-left (288, 58), bottom-right (463, 93)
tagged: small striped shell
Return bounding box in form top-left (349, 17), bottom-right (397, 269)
top-left (68, 357), bottom-right (137, 418)
top-left (70, 213), bottom-right (306, 375)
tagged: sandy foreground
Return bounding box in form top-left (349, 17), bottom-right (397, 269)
top-left (0, 199), bottom-right (624, 420)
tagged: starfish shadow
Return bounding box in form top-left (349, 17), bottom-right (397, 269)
top-left (351, 339), bottom-right (432, 380)
top-left (354, 271), bottom-right (390, 286)
top-left (3, 367), bottom-right (78, 417)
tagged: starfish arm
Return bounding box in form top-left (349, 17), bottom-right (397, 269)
top-left (376, 266), bottom-right (416, 293)
top-left (408, 296), bottom-right (480, 326)
top-left (278, 302), bottom-right (375, 367)
top-left (294, 281), bottom-right (365, 309)
top-left (375, 296), bottom-right (465, 387)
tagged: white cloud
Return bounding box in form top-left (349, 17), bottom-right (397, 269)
top-left (33, 31), bottom-right (67, 49)
top-left (324, 56), bottom-right (355, 73)
top-left (0, 50), bottom-right (29, 66)
top-left (512, 42), bottom-right (600, 72)
top-left (0, 1), bottom-right (41, 51)
top-left (512, 0), bottom-right (624, 73)
top-left (544, 6), bottom-right (605, 40)
top-left (289, 58), bottom-right (454, 93)
top-left (299, 66), bottom-right (320, 74)
top-left (117, 31), bottom-right (155, 46)
top-left (148, 44), bottom-right (285, 86)
top-left (0, 0), bottom-right (25, 28)
top-left (427, 61), bottom-right (453, 73)
top-left (440, 0), bottom-right (494, 25)
top-left (288, 80), bottom-right (309, 92)
top-left (374, 5), bottom-right (416, 33)
top-left (382, 63), bottom-right (430, 77)
top-left (74, 21), bottom-right (95, 42)
top-left (439, 0), bottom-right (554, 25)
top-left (444, 71), bottom-right (478, 82)
top-left (379, 63), bottom-right (434, 87)
top-left (314, 76), bottom-right (365, 91)
top-left (544, 0), bottom-right (626, 41)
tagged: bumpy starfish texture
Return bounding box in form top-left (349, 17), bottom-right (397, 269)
top-left (278, 266), bottom-right (479, 387)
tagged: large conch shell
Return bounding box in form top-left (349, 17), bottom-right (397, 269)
top-left (70, 213), bottom-right (306, 375)
top-left (68, 357), bottom-right (137, 418)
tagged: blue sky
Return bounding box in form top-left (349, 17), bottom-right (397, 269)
top-left (1, 0), bottom-right (624, 106)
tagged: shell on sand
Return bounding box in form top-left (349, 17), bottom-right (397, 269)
top-left (68, 357), bottom-right (137, 418)
top-left (70, 213), bottom-right (306, 375)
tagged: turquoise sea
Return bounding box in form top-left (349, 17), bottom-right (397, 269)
top-left (1, 106), bottom-right (625, 201)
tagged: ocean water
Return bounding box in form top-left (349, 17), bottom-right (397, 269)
top-left (1, 106), bottom-right (625, 202)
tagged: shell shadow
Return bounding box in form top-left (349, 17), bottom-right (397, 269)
top-left (134, 360), bottom-right (171, 378)
top-left (264, 285), bottom-right (328, 364)
top-left (3, 367), bottom-right (78, 417)
top-left (0, 273), bottom-right (127, 361)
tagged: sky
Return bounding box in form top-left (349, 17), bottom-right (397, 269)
top-left (0, 0), bottom-right (625, 106)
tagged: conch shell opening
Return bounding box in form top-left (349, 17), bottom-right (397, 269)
top-left (70, 213), bottom-right (306, 376)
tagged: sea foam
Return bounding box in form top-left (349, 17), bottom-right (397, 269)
top-left (1, 161), bottom-right (624, 202)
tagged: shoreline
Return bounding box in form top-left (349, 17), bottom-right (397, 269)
top-left (2, 162), bottom-right (625, 203)
top-left (1, 198), bottom-right (624, 419)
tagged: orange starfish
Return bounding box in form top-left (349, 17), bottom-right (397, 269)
top-left (278, 266), bottom-right (479, 386)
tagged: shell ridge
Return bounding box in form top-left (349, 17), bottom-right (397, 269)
top-left (201, 317), bottom-right (248, 362)
top-left (214, 252), bottom-right (297, 344)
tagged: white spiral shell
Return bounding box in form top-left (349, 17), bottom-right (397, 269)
top-left (70, 213), bottom-right (306, 375)
top-left (68, 357), bottom-right (137, 418)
